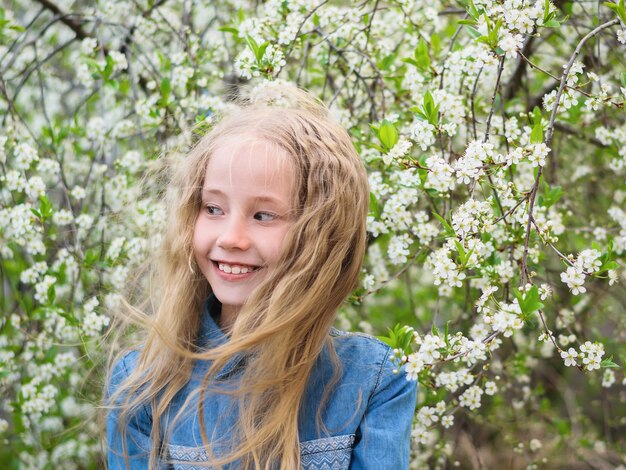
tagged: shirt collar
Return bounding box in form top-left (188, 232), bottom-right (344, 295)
top-left (197, 294), bottom-right (246, 379)
top-left (197, 294), bottom-right (227, 346)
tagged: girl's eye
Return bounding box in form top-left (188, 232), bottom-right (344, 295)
top-left (254, 212), bottom-right (277, 222)
top-left (205, 205), bottom-right (223, 216)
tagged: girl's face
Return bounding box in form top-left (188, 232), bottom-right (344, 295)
top-left (193, 136), bottom-right (296, 324)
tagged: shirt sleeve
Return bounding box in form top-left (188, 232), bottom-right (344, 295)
top-left (106, 351), bottom-right (153, 469)
top-left (350, 348), bottom-right (417, 469)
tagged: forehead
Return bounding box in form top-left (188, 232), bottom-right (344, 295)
top-left (202, 135), bottom-right (295, 192)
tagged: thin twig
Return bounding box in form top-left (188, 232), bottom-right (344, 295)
top-left (519, 18), bottom-right (619, 287)
top-left (484, 55), bottom-right (506, 143)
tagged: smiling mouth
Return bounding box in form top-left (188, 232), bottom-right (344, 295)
top-left (214, 261), bottom-right (260, 275)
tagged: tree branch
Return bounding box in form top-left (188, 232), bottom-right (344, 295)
top-left (519, 18), bottom-right (620, 287)
top-left (32, 0), bottom-right (92, 40)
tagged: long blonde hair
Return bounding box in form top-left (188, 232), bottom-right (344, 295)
top-left (108, 86), bottom-right (370, 469)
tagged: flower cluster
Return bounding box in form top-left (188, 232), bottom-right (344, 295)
top-left (560, 341), bottom-right (605, 370)
top-left (560, 249), bottom-right (603, 295)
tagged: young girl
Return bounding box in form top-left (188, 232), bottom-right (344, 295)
top-left (106, 85), bottom-right (417, 469)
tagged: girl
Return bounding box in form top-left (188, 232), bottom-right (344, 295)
top-left (106, 85), bottom-right (416, 469)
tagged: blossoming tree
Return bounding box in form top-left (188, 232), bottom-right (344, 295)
top-left (1, 0), bottom-right (625, 467)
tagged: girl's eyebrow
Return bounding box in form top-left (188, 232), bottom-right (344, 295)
top-left (201, 188), bottom-right (224, 196)
top-left (201, 188), bottom-right (288, 206)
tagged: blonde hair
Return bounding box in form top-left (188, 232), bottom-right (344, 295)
top-left (108, 86), bottom-right (370, 469)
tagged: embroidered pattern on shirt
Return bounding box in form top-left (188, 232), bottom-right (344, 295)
top-left (166, 434), bottom-right (354, 470)
top-left (300, 434), bottom-right (355, 470)
top-left (167, 444), bottom-right (210, 470)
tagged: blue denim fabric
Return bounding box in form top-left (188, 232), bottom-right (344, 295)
top-left (107, 295), bottom-right (417, 469)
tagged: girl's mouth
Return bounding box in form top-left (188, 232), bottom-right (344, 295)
top-left (214, 261), bottom-right (260, 275)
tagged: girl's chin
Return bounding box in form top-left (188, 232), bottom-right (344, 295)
top-left (210, 286), bottom-right (254, 312)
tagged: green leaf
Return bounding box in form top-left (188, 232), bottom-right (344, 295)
top-left (369, 192), bottom-right (380, 218)
top-left (488, 19), bottom-right (502, 48)
top-left (554, 419), bottom-right (571, 436)
top-left (601, 260), bottom-right (619, 271)
top-left (256, 42), bottom-right (269, 62)
top-left (379, 120), bottom-right (399, 150)
top-left (544, 19), bottom-right (560, 27)
top-left (244, 35), bottom-right (260, 58)
top-left (431, 33), bottom-right (441, 55)
top-left (540, 184), bottom-right (563, 208)
top-left (370, 143), bottom-right (385, 153)
top-left (466, 0), bottom-right (481, 19)
top-left (532, 106), bottom-right (542, 126)
top-left (432, 211), bottom-right (455, 237)
top-left (119, 77), bottom-right (130, 95)
top-left (218, 26), bottom-right (239, 34)
top-left (454, 240), bottom-right (467, 265)
top-left (84, 58), bottom-right (101, 73)
top-left (530, 121), bottom-right (544, 144)
top-left (603, 0), bottom-right (626, 21)
top-left (379, 53), bottom-right (397, 71)
top-left (157, 50), bottom-right (171, 71)
top-left (422, 91), bottom-right (438, 125)
top-left (465, 26), bottom-right (483, 39)
top-left (516, 286), bottom-right (545, 317)
top-left (47, 283), bottom-right (56, 304)
top-left (601, 356), bottom-right (619, 368)
top-left (159, 77), bottom-right (171, 106)
top-left (38, 195), bottom-right (53, 219)
top-left (102, 54), bottom-right (114, 80)
top-left (84, 249), bottom-right (99, 268)
top-left (378, 332), bottom-right (395, 348)
top-left (378, 324), bottom-right (414, 355)
top-left (414, 39), bottom-right (431, 71)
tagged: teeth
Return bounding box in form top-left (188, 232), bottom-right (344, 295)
top-left (218, 263), bottom-right (253, 274)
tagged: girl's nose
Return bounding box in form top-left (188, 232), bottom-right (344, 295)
top-left (216, 216), bottom-right (251, 251)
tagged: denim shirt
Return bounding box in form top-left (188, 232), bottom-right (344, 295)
top-left (107, 296), bottom-right (417, 469)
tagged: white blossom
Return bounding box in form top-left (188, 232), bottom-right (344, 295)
top-left (601, 369), bottom-right (615, 388)
top-left (80, 37), bottom-right (98, 55)
top-left (108, 50), bottom-right (128, 72)
top-left (388, 233), bottom-right (411, 265)
top-left (409, 119), bottom-right (436, 151)
top-left (560, 266), bottom-right (586, 295)
top-left (499, 32), bottom-right (523, 58)
top-left (560, 347), bottom-right (578, 367)
top-left (459, 385), bottom-right (483, 410)
top-left (14, 143), bottom-right (39, 170)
